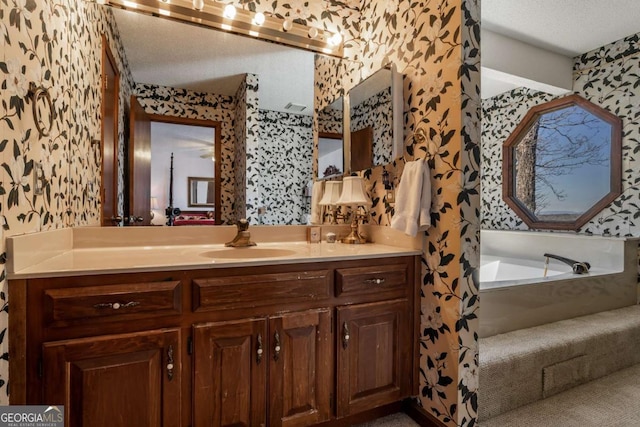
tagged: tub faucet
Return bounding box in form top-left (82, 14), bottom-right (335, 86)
top-left (543, 253), bottom-right (590, 274)
top-left (225, 219), bottom-right (256, 247)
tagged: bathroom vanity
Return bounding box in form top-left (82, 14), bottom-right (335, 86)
top-left (7, 227), bottom-right (420, 427)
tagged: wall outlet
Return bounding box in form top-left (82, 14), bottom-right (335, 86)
top-left (307, 226), bottom-right (321, 243)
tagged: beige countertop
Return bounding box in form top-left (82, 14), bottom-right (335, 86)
top-left (6, 226), bottom-right (421, 279)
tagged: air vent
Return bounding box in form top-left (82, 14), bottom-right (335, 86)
top-left (284, 102), bottom-right (307, 112)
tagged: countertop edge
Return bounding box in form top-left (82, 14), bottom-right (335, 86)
top-left (7, 247), bottom-right (422, 280)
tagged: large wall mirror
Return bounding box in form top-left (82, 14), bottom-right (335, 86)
top-left (107, 5), bottom-right (317, 225)
top-left (502, 94), bottom-right (622, 230)
top-left (347, 64), bottom-right (403, 172)
top-left (104, 4), bottom-right (403, 224)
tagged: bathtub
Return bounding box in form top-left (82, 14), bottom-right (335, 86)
top-left (479, 230), bottom-right (638, 338)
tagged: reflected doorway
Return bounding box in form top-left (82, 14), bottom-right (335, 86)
top-left (148, 116), bottom-right (221, 225)
top-left (101, 35), bottom-right (120, 226)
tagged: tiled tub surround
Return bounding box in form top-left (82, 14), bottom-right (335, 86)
top-left (479, 230), bottom-right (638, 338)
top-left (6, 225), bottom-right (421, 279)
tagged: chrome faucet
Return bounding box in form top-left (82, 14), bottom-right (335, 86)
top-left (544, 253), bottom-right (590, 274)
top-left (225, 219), bottom-right (256, 247)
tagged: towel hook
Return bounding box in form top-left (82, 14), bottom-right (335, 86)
top-left (28, 82), bottom-right (54, 138)
top-left (412, 127), bottom-right (427, 144)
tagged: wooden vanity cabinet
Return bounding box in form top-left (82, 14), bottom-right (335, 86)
top-left (193, 309), bottom-right (332, 427)
top-left (11, 256), bottom-right (419, 427)
top-left (42, 329), bottom-right (181, 427)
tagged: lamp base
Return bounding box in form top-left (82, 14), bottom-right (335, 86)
top-left (341, 218), bottom-right (366, 244)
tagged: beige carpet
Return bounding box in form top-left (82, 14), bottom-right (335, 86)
top-left (355, 413), bottom-right (419, 426)
top-left (479, 305), bottom-right (640, 420)
top-left (483, 363), bottom-right (640, 426)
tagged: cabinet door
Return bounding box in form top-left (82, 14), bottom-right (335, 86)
top-left (269, 309), bottom-right (332, 427)
top-left (336, 300), bottom-right (411, 417)
top-left (193, 319), bottom-right (267, 427)
top-left (42, 329), bottom-right (181, 427)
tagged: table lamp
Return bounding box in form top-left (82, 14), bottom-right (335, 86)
top-left (318, 180), bottom-right (343, 224)
top-left (336, 176), bottom-right (371, 244)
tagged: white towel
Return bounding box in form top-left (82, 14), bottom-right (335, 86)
top-left (309, 181), bottom-right (325, 225)
top-left (390, 159), bottom-right (432, 236)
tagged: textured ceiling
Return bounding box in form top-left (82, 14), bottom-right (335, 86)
top-left (482, 0), bottom-right (640, 98)
top-left (112, 8), bottom-right (315, 115)
top-left (482, 0), bottom-right (640, 57)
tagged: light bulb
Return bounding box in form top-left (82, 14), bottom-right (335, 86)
top-left (307, 27), bottom-right (318, 39)
top-left (328, 32), bottom-right (342, 46)
top-left (282, 18), bottom-right (293, 32)
top-left (192, 0), bottom-right (203, 10)
top-left (253, 12), bottom-right (265, 26)
top-left (223, 4), bottom-right (236, 19)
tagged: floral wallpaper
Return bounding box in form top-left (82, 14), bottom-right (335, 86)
top-left (0, 0), bottom-right (134, 402)
top-left (1, 0), bottom-right (482, 425)
top-left (316, 0), bottom-right (481, 425)
top-left (240, 74), bottom-right (261, 224)
top-left (482, 31), bottom-right (640, 238)
top-left (258, 110), bottom-right (313, 225)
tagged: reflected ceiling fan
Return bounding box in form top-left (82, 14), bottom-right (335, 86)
top-left (199, 149), bottom-right (216, 161)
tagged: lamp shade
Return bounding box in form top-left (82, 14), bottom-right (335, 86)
top-left (336, 176), bottom-right (371, 206)
top-left (319, 181), bottom-right (343, 206)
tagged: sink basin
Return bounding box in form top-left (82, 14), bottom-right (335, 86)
top-left (201, 248), bottom-right (298, 259)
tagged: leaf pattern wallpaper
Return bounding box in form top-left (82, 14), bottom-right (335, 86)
top-left (482, 32), bottom-right (640, 238)
top-left (0, 0), bottom-right (482, 425)
top-left (315, 1), bottom-right (481, 424)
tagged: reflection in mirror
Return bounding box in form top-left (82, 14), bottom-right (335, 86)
top-left (109, 7), bottom-right (316, 225)
top-left (317, 96), bottom-right (344, 179)
top-left (188, 177), bottom-right (216, 207)
top-left (503, 94), bottom-right (622, 230)
top-left (347, 64), bottom-right (403, 171)
top-left (149, 117), bottom-right (220, 222)
top-left (318, 133), bottom-right (343, 178)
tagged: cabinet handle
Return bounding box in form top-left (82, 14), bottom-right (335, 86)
top-left (273, 331), bottom-right (281, 361)
top-left (342, 322), bottom-right (350, 349)
top-left (364, 278), bottom-right (386, 285)
top-left (167, 345), bottom-right (174, 381)
top-left (256, 333), bottom-right (263, 365)
top-left (93, 301), bottom-right (140, 310)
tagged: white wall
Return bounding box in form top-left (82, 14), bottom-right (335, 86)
top-left (481, 28), bottom-right (573, 98)
top-left (150, 122), bottom-right (215, 211)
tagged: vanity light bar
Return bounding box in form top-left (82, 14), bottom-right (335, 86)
top-left (103, 0), bottom-right (344, 57)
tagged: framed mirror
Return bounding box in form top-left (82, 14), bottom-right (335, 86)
top-left (188, 177), bottom-right (216, 207)
top-left (502, 94), bottom-right (622, 230)
top-left (347, 64), bottom-right (403, 172)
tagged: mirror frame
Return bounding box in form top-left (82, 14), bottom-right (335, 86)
top-left (502, 94), bottom-right (622, 231)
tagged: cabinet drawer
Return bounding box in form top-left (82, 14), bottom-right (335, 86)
top-left (193, 270), bottom-right (331, 312)
top-left (43, 281), bottom-right (182, 327)
top-left (335, 264), bottom-right (408, 298)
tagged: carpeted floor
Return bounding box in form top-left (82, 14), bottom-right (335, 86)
top-left (483, 363), bottom-right (640, 426)
top-left (355, 413), bottom-right (419, 426)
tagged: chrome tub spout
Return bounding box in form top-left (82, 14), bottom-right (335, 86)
top-left (543, 253), bottom-right (590, 274)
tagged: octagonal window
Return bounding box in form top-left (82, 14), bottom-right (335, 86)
top-left (502, 94), bottom-right (622, 231)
